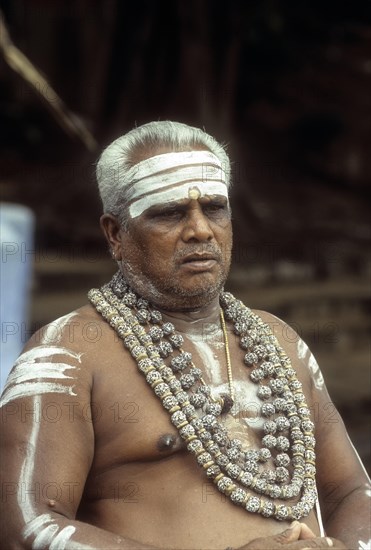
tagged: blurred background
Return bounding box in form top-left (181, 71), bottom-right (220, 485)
top-left (0, 0), bottom-right (370, 471)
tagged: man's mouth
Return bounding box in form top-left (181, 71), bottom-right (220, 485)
top-left (181, 253), bottom-right (217, 264)
top-left (180, 253), bottom-right (218, 271)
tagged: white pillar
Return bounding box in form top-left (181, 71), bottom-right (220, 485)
top-left (1, 203), bottom-right (35, 391)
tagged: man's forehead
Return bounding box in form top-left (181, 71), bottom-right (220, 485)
top-left (124, 151), bottom-right (229, 219)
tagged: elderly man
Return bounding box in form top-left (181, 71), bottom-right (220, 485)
top-left (0, 121), bottom-right (369, 549)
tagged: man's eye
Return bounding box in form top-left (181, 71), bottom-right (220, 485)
top-left (154, 209), bottom-right (183, 219)
top-left (204, 203), bottom-right (227, 213)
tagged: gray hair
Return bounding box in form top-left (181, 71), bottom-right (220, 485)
top-left (96, 120), bottom-right (231, 227)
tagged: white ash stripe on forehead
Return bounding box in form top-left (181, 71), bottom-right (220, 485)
top-left (129, 181), bottom-right (228, 218)
top-left (15, 346), bottom-right (83, 366)
top-left (126, 150), bottom-right (225, 184)
top-left (0, 381), bottom-right (77, 407)
top-left (128, 164), bottom-right (226, 201)
top-left (4, 362), bottom-right (77, 389)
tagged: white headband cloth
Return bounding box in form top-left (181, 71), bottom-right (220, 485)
top-left (123, 151), bottom-right (229, 218)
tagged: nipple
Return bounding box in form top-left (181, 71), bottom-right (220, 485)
top-left (157, 433), bottom-right (177, 452)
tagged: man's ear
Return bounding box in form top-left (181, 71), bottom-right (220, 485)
top-left (100, 214), bottom-right (124, 261)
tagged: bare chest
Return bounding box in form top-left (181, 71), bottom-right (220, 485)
top-left (87, 332), bottom-right (269, 478)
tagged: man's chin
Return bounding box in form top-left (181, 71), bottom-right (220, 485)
top-left (154, 278), bottom-right (227, 311)
top-left (121, 266), bottom-right (229, 311)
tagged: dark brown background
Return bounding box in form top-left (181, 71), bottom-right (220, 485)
top-left (1, 0), bottom-right (370, 471)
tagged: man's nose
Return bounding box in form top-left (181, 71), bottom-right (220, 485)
top-left (181, 205), bottom-right (213, 242)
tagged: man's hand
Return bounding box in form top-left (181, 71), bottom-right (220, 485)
top-left (232, 521), bottom-right (348, 549)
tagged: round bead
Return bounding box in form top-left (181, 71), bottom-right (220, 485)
top-left (246, 496), bottom-right (261, 513)
top-left (273, 398), bottom-right (287, 411)
top-left (276, 436), bottom-right (290, 452)
top-left (253, 345), bottom-right (267, 359)
top-left (261, 403), bottom-right (275, 417)
top-left (257, 385), bottom-right (272, 400)
top-left (275, 416), bottom-right (290, 431)
top-left (230, 488), bottom-right (248, 504)
top-left (240, 336), bottom-right (254, 350)
top-left (275, 504), bottom-right (289, 521)
top-left (216, 454), bottom-right (229, 467)
top-left (240, 472), bottom-right (253, 487)
top-left (168, 378), bottom-right (182, 392)
top-left (171, 352), bottom-right (192, 372)
top-left (162, 322), bottom-right (175, 335)
top-left (206, 464), bottom-right (221, 478)
top-left (171, 410), bottom-right (187, 427)
top-left (250, 368), bottom-right (265, 382)
top-left (189, 392), bottom-right (206, 408)
top-left (121, 291), bottom-right (137, 306)
top-left (261, 500), bottom-right (275, 517)
top-left (191, 418), bottom-right (204, 431)
top-left (197, 452), bottom-right (213, 466)
top-left (258, 448), bottom-right (271, 462)
top-left (233, 319), bottom-right (246, 334)
top-left (205, 400), bottom-right (222, 414)
top-left (292, 443), bottom-right (305, 455)
top-left (154, 383), bottom-right (170, 398)
top-left (158, 341), bottom-right (173, 358)
top-left (176, 391), bottom-right (189, 404)
top-left (217, 476), bottom-right (234, 493)
top-left (169, 333), bottom-right (184, 348)
top-left (136, 297), bottom-right (149, 309)
top-left (136, 309), bottom-right (150, 324)
top-left (289, 380), bottom-right (302, 391)
top-left (179, 373), bottom-right (195, 390)
top-left (226, 463), bottom-right (242, 479)
top-left (289, 415), bottom-right (302, 428)
top-left (259, 470), bottom-right (276, 483)
top-left (263, 421), bottom-right (277, 434)
top-left (179, 424), bottom-right (195, 438)
top-left (267, 484), bottom-right (281, 498)
top-left (276, 466), bottom-right (289, 482)
top-left (262, 435), bottom-right (277, 448)
top-left (150, 310), bottom-right (162, 323)
top-left (213, 430), bottom-right (229, 446)
top-left (301, 420), bottom-right (315, 432)
top-left (226, 447), bottom-right (241, 461)
top-left (261, 361), bottom-right (275, 376)
top-left (162, 395), bottom-right (179, 410)
top-left (148, 326), bottom-right (163, 342)
top-left (244, 460), bottom-right (259, 474)
top-left (244, 449), bottom-right (259, 462)
top-left (244, 352), bottom-right (258, 366)
top-left (137, 358), bottom-right (154, 373)
top-left (189, 366), bottom-right (201, 378)
top-left (254, 478), bottom-right (267, 494)
top-left (202, 415), bottom-right (218, 430)
top-left (269, 379), bottom-right (285, 394)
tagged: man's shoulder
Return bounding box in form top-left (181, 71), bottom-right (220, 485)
top-left (25, 303), bottom-right (111, 354)
top-left (251, 308), bottom-right (319, 387)
top-left (250, 308), bottom-right (291, 333)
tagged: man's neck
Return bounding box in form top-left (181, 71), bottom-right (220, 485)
top-left (158, 295), bottom-right (221, 335)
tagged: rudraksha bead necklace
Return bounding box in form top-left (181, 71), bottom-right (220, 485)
top-left (88, 271), bottom-right (317, 521)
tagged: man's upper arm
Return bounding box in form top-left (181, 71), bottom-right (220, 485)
top-left (0, 321), bottom-right (95, 545)
top-left (256, 310), bottom-right (370, 519)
